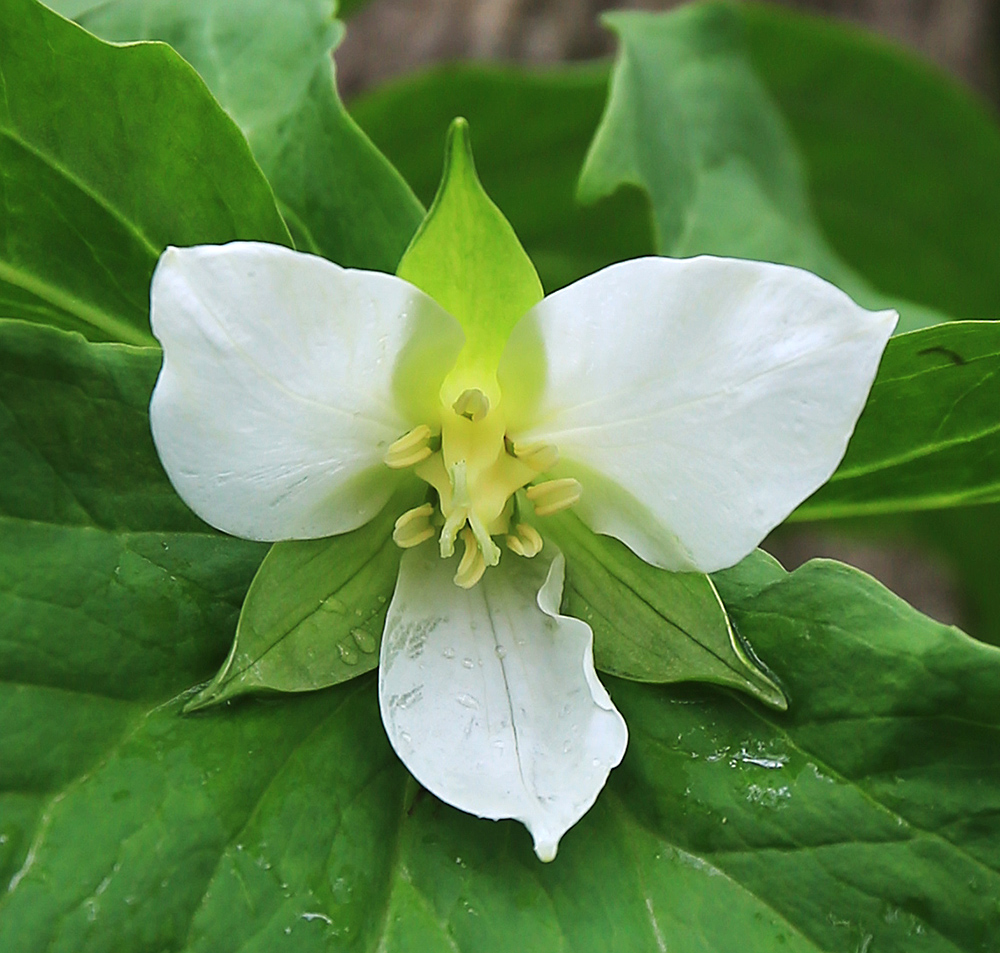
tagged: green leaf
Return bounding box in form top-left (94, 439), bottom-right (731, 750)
top-left (185, 487), bottom-right (423, 712)
top-left (0, 319), bottom-right (266, 703)
top-left (0, 0), bottom-right (291, 346)
top-left (350, 62), bottom-right (654, 293)
top-left (57, 0), bottom-right (424, 272)
top-left (544, 510), bottom-right (786, 710)
top-left (794, 321), bottom-right (1000, 520)
top-left (4, 467), bottom-right (1000, 951)
top-left (396, 118), bottom-right (543, 388)
top-left (744, 2), bottom-right (1000, 322)
top-left (578, 4), bottom-right (945, 333)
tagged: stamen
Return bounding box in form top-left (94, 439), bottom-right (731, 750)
top-left (512, 441), bottom-right (559, 474)
top-left (385, 424), bottom-right (433, 469)
top-left (526, 478), bottom-right (583, 517)
top-left (506, 523), bottom-right (542, 558)
top-left (454, 528), bottom-right (487, 589)
top-left (439, 461), bottom-right (469, 558)
top-left (469, 511), bottom-right (502, 566)
top-left (452, 388), bottom-right (490, 422)
top-left (392, 503), bottom-right (436, 548)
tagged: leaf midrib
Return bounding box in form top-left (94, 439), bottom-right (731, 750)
top-left (0, 126), bottom-right (159, 346)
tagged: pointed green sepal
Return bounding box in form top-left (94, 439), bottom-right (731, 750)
top-left (543, 511), bottom-right (788, 711)
top-left (396, 118), bottom-right (543, 401)
top-left (183, 488), bottom-right (422, 713)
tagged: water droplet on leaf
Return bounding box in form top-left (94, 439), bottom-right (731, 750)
top-left (351, 628), bottom-right (376, 653)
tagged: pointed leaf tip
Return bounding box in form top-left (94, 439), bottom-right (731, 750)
top-left (397, 117), bottom-right (543, 396)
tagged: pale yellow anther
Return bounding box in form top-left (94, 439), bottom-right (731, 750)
top-left (454, 528), bottom-right (487, 589)
top-left (506, 523), bottom-right (543, 558)
top-left (513, 441), bottom-right (559, 474)
top-left (452, 388), bottom-right (490, 422)
top-left (385, 425), bottom-right (433, 469)
top-left (526, 478), bottom-right (583, 517)
top-left (393, 503), bottom-right (436, 548)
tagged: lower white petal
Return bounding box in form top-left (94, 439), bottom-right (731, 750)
top-left (149, 243), bottom-right (463, 540)
top-left (379, 543), bottom-right (628, 861)
top-left (501, 255), bottom-right (896, 572)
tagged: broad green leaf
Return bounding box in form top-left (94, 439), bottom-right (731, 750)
top-left (396, 118), bottom-right (543, 389)
top-left (544, 510), bottom-right (786, 710)
top-left (55, 0), bottom-right (424, 271)
top-left (0, 319), bottom-right (266, 704)
top-left (186, 488), bottom-right (422, 712)
top-left (578, 4), bottom-right (944, 333)
top-left (350, 62), bottom-right (653, 293)
top-left (4, 458), bottom-right (999, 952)
top-left (744, 2), bottom-right (1000, 322)
top-left (0, 0), bottom-right (290, 346)
top-left (794, 321), bottom-right (1000, 520)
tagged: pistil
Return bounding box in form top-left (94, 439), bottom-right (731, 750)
top-left (384, 388), bottom-right (580, 586)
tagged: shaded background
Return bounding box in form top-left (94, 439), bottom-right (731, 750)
top-left (337, 0), bottom-right (1000, 630)
top-left (338, 0), bottom-right (1000, 103)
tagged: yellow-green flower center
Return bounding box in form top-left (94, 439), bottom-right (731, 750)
top-left (384, 387), bottom-right (580, 587)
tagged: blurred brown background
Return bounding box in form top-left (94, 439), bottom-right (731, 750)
top-left (338, 0), bottom-right (1000, 102)
top-left (338, 0), bottom-right (1000, 628)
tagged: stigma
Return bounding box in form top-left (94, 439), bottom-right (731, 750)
top-left (384, 388), bottom-right (580, 587)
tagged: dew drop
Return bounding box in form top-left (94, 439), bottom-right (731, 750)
top-left (321, 597), bottom-right (346, 614)
top-left (495, 645), bottom-right (507, 659)
top-left (331, 877), bottom-right (353, 904)
top-left (351, 628), bottom-right (377, 654)
top-left (462, 657), bottom-right (475, 669)
top-left (592, 758), bottom-right (601, 768)
top-left (455, 693), bottom-right (479, 710)
top-left (442, 647), bottom-right (456, 659)
top-left (338, 642), bottom-right (359, 666)
top-left (400, 731), bottom-right (412, 744)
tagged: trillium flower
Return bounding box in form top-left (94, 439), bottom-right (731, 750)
top-left (149, 121), bottom-right (895, 861)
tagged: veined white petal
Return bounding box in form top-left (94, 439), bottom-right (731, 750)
top-left (500, 256), bottom-right (896, 572)
top-left (379, 544), bottom-right (628, 861)
top-left (149, 243), bottom-right (463, 540)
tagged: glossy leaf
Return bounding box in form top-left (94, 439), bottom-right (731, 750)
top-left (0, 0), bottom-right (290, 346)
top-left (350, 62), bottom-right (653, 293)
top-left (4, 468), bottom-right (999, 950)
top-left (744, 2), bottom-right (1000, 322)
top-left (795, 321), bottom-right (1000, 519)
top-left (397, 118), bottom-right (543, 388)
top-left (56, 0), bottom-right (424, 271)
top-left (544, 510), bottom-right (786, 709)
top-left (186, 488), bottom-right (420, 711)
top-left (0, 319), bottom-right (266, 702)
top-left (578, 4), bottom-right (944, 334)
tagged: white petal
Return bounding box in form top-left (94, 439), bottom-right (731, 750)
top-left (500, 256), bottom-right (896, 572)
top-left (149, 243), bottom-right (463, 540)
top-left (379, 544), bottom-right (628, 861)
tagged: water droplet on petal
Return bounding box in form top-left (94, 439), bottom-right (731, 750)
top-left (462, 657), bottom-right (475, 669)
